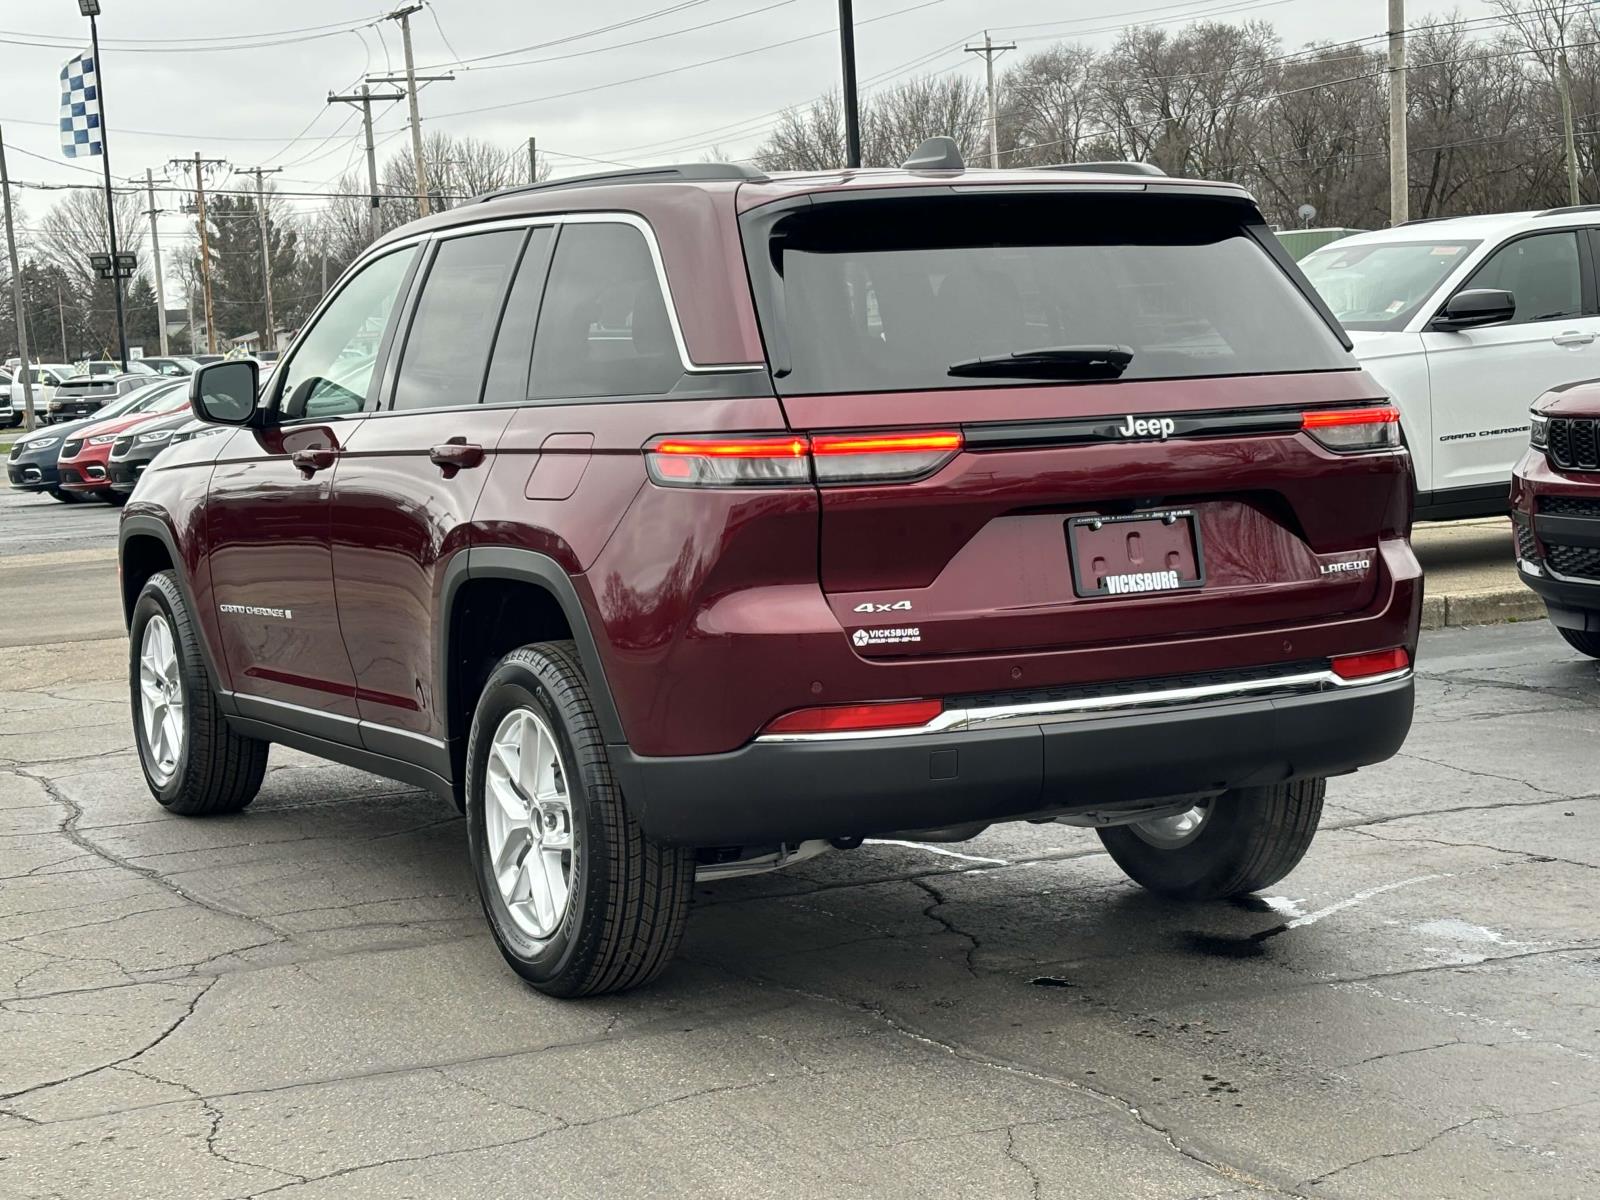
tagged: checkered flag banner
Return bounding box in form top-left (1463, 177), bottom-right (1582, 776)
top-left (59, 51), bottom-right (102, 158)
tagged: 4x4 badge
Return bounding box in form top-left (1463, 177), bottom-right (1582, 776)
top-left (853, 601), bottom-right (912, 613)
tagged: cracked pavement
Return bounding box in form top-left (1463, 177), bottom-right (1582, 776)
top-left (2, 491), bottom-right (1598, 1198)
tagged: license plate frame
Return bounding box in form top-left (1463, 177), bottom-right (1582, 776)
top-left (1067, 509), bottom-right (1206, 599)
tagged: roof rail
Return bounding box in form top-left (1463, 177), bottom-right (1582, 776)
top-left (471, 162), bottom-right (768, 205)
top-left (1536, 203), bottom-right (1600, 218)
top-left (1046, 161), bottom-right (1166, 177)
top-left (1396, 214), bottom-right (1453, 226)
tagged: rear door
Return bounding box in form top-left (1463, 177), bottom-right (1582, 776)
top-left (330, 226), bottom-right (546, 750)
top-left (742, 188), bottom-right (1400, 661)
top-left (1421, 228), bottom-right (1600, 494)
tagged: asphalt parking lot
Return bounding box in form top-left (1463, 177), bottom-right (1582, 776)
top-left (1, 485), bottom-right (1597, 1199)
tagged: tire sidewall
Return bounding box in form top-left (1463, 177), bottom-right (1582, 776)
top-left (1107, 799), bottom-right (1251, 897)
top-left (129, 579), bottom-right (195, 808)
top-left (466, 660), bottom-right (601, 986)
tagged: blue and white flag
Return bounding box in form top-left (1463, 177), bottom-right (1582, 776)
top-left (59, 52), bottom-right (102, 158)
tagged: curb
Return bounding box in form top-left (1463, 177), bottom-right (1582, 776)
top-left (1421, 588), bottom-right (1547, 631)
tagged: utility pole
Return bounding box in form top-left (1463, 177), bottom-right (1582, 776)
top-left (0, 128), bottom-right (36, 431)
top-left (321, 252), bottom-right (328, 298)
top-left (527, 136), bottom-right (537, 182)
top-left (330, 84), bottom-right (405, 244)
top-left (837, 0), bottom-right (861, 168)
top-left (57, 280), bottom-right (68, 360)
top-left (1558, 43), bottom-right (1581, 205)
top-left (965, 31), bottom-right (1017, 169)
top-left (378, 5), bottom-right (454, 217)
top-left (144, 168), bottom-right (168, 356)
top-left (1388, 0), bottom-right (1407, 226)
top-left (81, 3), bottom-right (130, 367)
top-left (170, 154), bottom-right (226, 354)
top-left (239, 166), bottom-right (283, 351)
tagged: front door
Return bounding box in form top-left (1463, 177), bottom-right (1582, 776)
top-left (206, 245), bottom-right (420, 725)
top-left (1422, 228), bottom-right (1600, 495)
top-left (331, 227), bottom-right (551, 751)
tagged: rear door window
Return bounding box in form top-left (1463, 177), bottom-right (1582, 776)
top-left (391, 229), bottom-right (526, 411)
top-left (529, 223), bottom-right (682, 400)
top-left (746, 194), bottom-right (1352, 395)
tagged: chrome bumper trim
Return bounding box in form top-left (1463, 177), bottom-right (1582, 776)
top-left (753, 667), bottom-right (1413, 744)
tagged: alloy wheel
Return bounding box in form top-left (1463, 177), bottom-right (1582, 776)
top-left (138, 614), bottom-right (185, 785)
top-left (484, 707), bottom-right (576, 940)
top-left (1128, 801), bottom-right (1211, 850)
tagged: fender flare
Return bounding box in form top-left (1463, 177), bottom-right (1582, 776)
top-left (119, 513), bottom-right (233, 711)
top-left (439, 546), bottom-right (628, 747)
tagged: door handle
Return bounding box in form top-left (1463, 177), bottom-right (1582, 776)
top-left (1552, 331), bottom-right (1595, 347)
top-left (429, 440), bottom-right (485, 478)
top-left (290, 446), bottom-right (338, 476)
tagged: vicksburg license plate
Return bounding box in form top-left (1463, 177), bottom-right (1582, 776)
top-left (1067, 509), bottom-right (1206, 599)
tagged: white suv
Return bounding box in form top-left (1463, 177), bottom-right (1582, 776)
top-left (1301, 208), bottom-right (1600, 520)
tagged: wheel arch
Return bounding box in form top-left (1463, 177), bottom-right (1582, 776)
top-left (440, 547), bottom-right (628, 766)
top-left (119, 513), bottom-right (232, 704)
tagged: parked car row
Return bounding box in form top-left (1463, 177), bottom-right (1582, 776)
top-left (4, 378), bottom-right (217, 503)
top-left (2, 356), bottom-right (204, 427)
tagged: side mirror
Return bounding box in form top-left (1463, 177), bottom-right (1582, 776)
top-left (189, 360), bottom-right (261, 426)
top-left (1432, 288), bottom-right (1516, 331)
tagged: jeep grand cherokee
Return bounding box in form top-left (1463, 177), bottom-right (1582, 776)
top-left (119, 145), bottom-right (1420, 997)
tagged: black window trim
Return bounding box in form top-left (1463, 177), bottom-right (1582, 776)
top-left (1430, 226), bottom-right (1597, 330)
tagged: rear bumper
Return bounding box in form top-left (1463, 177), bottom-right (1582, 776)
top-left (611, 670), bottom-right (1414, 846)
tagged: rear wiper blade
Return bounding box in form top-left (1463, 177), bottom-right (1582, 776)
top-left (947, 344), bottom-right (1134, 379)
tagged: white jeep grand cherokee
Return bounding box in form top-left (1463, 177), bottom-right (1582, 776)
top-left (1301, 207), bottom-right (1600, 520)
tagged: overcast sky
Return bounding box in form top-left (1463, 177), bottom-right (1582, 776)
top-left (0, 0), bottom-right (1498, 247)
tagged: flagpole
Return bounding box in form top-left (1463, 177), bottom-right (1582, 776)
top-left (81, 2), bottom-right (128, 367)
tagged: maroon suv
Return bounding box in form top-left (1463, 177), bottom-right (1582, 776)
top-left (119, 148), bottom-right (1420, 997)
top-left (1512, 382), bottom-right (1600, 656)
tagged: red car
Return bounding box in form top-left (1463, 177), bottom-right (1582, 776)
top-left (1513, 383), bottom-right (1600, 656)
top-left (120, 145), bottom-right (1419, 996)
top-left (58, 383), bottom-right (191, 502)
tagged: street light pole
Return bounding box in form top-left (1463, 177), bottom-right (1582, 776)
top-left (82, 2), bottom-right (129, 365)
top-left (837, 0), bottom-right (861, 168)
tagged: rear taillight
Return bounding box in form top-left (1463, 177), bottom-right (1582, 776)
top-left (645, 430), bottom-right (963, 488)
top-left (644, 435), bottom-right (809, 487)
top-left (811, 431), bottom-right (963, 484)
top-left (1302, 406), bottom-right (1401, 452)
top-left (1331, 647), bottom-right (1410, 679)
top-left (762, 698), bottom-right (944, 736)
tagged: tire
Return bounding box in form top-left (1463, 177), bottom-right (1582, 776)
top-left (466, 641), bottom-right (694, 997)
top-left (47, 489), bottom-right (78, 503)
top-left (1098, 779), bottom-right (1325, 901)
top-left (130, 570), bottom-right (268, 815)
top-left (1557, 626), bottom-right (1600, 658)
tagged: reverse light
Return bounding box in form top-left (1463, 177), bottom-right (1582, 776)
top-left (1331, 647), bottom-right (1410, 680)
top-left (644, 434), bottom-right (810, 487)
top-left (1302, 406), bottom-right (1401, 452)
top-left (762, 698), bottom-right (944, 736)
top-left (811, 430), bottom-right (963, 484)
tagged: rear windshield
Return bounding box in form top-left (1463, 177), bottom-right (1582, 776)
top-left (1301, 239), bottom-right (1480, 331)
top-left (744, 193), bottom-right (1352, 395)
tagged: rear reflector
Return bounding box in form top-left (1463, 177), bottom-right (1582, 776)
top-left (645, 429), bottom-right (963, 488)
top-left (1302, 406), bottom-right (1401, 452)
top-left (762, 698), bottom-right (944, 735)
top-left (1331, 647), bottom-right (1410, 679)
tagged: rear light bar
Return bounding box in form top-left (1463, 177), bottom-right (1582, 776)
top-left (1302, 406), bottom-right (1401, 453)
top-left (762, 698), bottom-right (944, 735)
top-left (1331, 647), bottom-right (1410, 680)
top-left (645, 430), bottom-right (963, 488)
